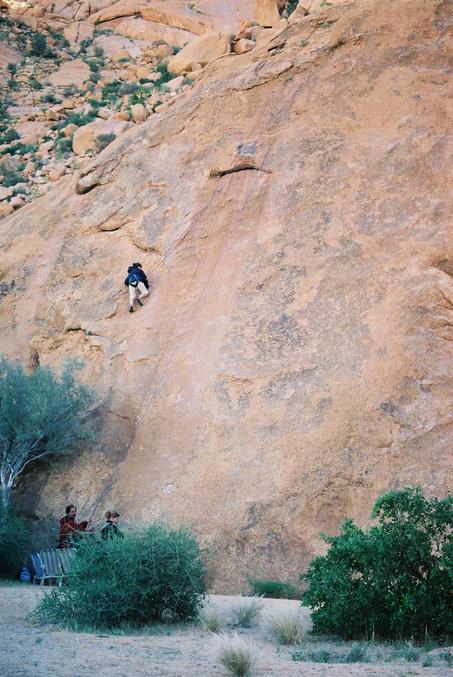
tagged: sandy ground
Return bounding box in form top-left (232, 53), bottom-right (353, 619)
top-left (0, 584), bottom-right (451, 677)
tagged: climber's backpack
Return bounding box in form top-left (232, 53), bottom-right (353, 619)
top-left (128, 271), bottom-right (140, 287)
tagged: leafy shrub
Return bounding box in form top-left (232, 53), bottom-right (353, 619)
top-left (302, 487), bottom-right (453, 641)
top-left (345, 645), bottom-right (368, 663)
top-left (7, 78), bottom-right (19, 91)
top-left (230, 598), bottom-right (263, 628)
top-left (55, 137), bottom-right (73, 160)
top-left (0, 162), bottom-right (24, 187)
top-left (40, 92), bottom-right (57, 104)
top-left (155, 61), bottom-right (173, 85)
top-left (2, 143), bottom-right (37, 157)
top-left (7, 63), bottom-right (17, 76)
top-left (96, 133), bottom-right (116, 152)
top-left (119, 82), bottom-right (139, 96)
top-left (214, 633), bottom-right (255, 677)
top-left (30, 33), bottom-right (54, 58)
top-left (94, 46), bottom-right (105, 58)
top-left (265, 610), bottom-right (303, 645)
top-left (85, 59), bottom-right (100, 73)
top-left (32, 523), bottom-right (206, 630)
top-left (0, 507), bottom-right (29, 577)
top-left (29, 78), bottom-right (42, 90)
top-left (0, 128), bottom-right (20, 145)
top-left (56, 109), bottom-right (97, 130)
top-left (199, 604), bottom-right (226, 632)
top-left (248, 577), bottom-right (299, 599)
top-left (63, 84), bottom-right (80, 97)
top-left (292, 648), bottom-right (338, 663)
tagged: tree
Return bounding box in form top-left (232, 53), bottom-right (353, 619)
top-left (0, 357), bottom-right (96, 509)
top-left (302, 487), bottom-right (453, 641)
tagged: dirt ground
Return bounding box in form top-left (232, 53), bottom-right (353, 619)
top-left (0, 584), bottom-right (451, 677)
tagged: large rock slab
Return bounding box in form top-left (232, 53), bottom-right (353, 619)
top-left (1, 0), bottom-right (452, 590)
top-left (49, 59), bottom-right (91, 88)
top-left (168, 31), bottom-right (231, 74)
top-left (72, 119), bottom-right (132, 155)
top-left (255, 0), bottom-right (280, 27)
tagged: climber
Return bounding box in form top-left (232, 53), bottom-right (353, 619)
top-left (101, 510), bottom-right (124, 540)
top-left (124, 262), bottom-right (149, 313)
top-left (57, 504), bottom-right (91, 549)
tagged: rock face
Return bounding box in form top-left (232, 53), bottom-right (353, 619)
top-left (1, 0), bottom-right (452, 589)
top-left (168, 31), bottom-right (232, 73)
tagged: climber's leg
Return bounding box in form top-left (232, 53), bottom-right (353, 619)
top-left (129, 284), bottom-right (137, 312)
top-left (137, 281), bottom-right (149, 300)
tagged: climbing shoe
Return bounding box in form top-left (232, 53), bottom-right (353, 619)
top-left (129, 306), bottom-right (134, 313)
top-left (136, 298), bottom-right (144, 306)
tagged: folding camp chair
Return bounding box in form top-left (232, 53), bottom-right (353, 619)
top-left (31, 552), bottom-right (56, 586)
top-left (39, 549), bottom-right (64, 586)
top-left (58, 548), bottom-right (76, 575)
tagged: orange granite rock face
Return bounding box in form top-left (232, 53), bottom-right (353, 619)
top-left (1, 0), bottom-right (452, 589)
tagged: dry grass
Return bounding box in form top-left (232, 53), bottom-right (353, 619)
top-left (199, 604), bottom-right (226, 632)
top-left (230, 597), bottom-right (263, 628)
top-left (213, 632), bottom-right (255, 676)
top-left (264, 609), bottom-right (304, 645)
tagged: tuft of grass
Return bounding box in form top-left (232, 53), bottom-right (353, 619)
top-left (292, 648), bottom-right (336, 663)
top-left (345, 644), bottom-right (368, 663)
top-left (265, 610), bottom-right (303, 645)
top-left (214, 632), bottom-right (255, 677)
top-left (440, 650), bottom-right (452, 666)
top-left (230, 598), bottom-right (263, 629)
top-left (199, 605), bottom-right (226, 632)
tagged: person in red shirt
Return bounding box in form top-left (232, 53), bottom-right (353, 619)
top-left (58, 504), bottom-right (91, 548)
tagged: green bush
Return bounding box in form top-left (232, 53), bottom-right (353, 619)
top-left (30, 33), bottom-right (54, 58)
top-left (0, 162), bottom-right (24, 187)
top-left (155, 61), bottom-right (173, 85)
top-left (0, 128), bottom-right (20, 145)
top-left (55, 137), bottom-right (73, 160)
top-left (2, 143), bottom-right (37, 157)
top-left (0, 507), bottom-right (29, 577)
top-left (96, 133), bottom-right (116, 152)
top-left (40, 92), bottom-right (57, 104)
top-left (7, 78), bottom-right (19, 91)
top-left (32, 523), bottom-right (206, 630)
top-left (248, 577), bottom-right (299, 599)
top-left (302, 487), bottom-right (453, 641)
top-left (287, 1), bottom-right (299, 16)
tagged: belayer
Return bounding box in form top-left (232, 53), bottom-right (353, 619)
top-left (57, 504), bottom-right (91, 548)
top-left (124, 262), bottom-right (149, 313)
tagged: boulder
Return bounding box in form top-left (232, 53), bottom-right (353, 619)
top-left (130, 104), bottom-right (147, 122)
top-left (72, 119), bottom-right (132, 155)
top-left (10, 195), bottom-right (24, 209)
top-left (166, 75), bottom-right (185, 92)
top-left (255, 0), bottom-right (280, 27)
top-left (92, 35), bottom-right (143, 58)
top-left (15, 122), bottom-right (50, 146)
top-left (168, 32), bottom-right (231, 75)
top-left (233, 39), bottom-right (256, 55)
top-left (48, 166), bottom-right (66, 182)
top-left (0, 203), bottom-right (14, 220)
top-left (0, 187), bottom-right (13, 202)
top-left (64, 123), bottom-right (78, 137)
top-left (63, 21), bottom-right (94, 45)
top-left (49, 59), bottom-right (90, 88)
top-left (112, 17), bottom-right (194, 48)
